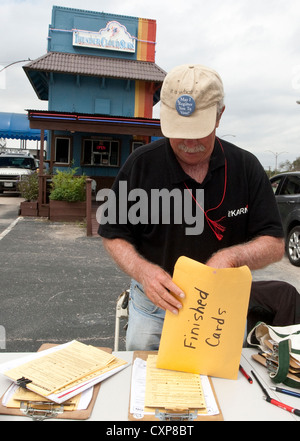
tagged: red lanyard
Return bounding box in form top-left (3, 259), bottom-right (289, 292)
top-left (184, 138), bottom-right (227, 241)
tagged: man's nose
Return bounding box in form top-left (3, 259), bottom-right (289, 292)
top-left (183, 139), bottom-right (201, 148)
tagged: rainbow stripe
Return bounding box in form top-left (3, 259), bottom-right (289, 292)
top-left (135, 81), bottom-right (154, 118)
top-left (136, 18), bottom-right (156, 62)
top-left (135, 18), bottom-right (157, 117)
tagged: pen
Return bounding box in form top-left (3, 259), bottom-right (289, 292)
top-left (263, 396), bottom-right (300, 417)
top-left (251, 370), bottom-right (270, 397)
top-left (239, 365), bottom-right (253, 384)
top-left (251, 370), bottom-right (300, 417)
top-left (270, 386), bottom-right (300, 399)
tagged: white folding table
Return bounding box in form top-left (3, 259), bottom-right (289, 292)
top-left (0, 348), bottom-right (299, 421)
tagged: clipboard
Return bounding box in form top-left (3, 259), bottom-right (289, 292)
top-left (252, 353), bottom-right (300, 383)
top-left (128, 351), bottom-right (223, 421)
top-left (0, 343), bottom-right (111, 420)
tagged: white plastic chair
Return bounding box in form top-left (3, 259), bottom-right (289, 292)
top-left (91, 179), bottom-right (97, 196)
top-left (114, 289), bottom-right (129, 351)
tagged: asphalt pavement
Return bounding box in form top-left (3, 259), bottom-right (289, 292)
top-left (0, 194), bottom-right (299, 353)
top-left (0, 195), bottom-right (130, 352)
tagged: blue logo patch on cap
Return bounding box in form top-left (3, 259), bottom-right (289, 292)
top-left (175, 95), bottom-right (196, 117)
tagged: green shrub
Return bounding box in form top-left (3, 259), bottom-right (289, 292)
top-left (49, 168), bottom-right (86, 202)
top-left (18, 172), bottom-right (39, 201)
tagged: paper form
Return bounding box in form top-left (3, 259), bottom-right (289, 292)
top-left (4, 341), bottom-right (116, 395)
top-left (130, 358), bottom-right (148, 418)
top-left (5, 386), bottom-right (80, 410)
top-left (144, 355), bottom-right (206, 410)
top-left (2, 341), bottom-right (128, 402)
top-left (2, 382), bottom-right (93, 411)
top-left (130, 357), bottom-right (219, 417)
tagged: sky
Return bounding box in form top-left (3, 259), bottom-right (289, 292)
top-left (0, 0), bottom-right (300, 169)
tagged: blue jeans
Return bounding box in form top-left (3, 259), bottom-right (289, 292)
top-left (126, 280), bottom-right (165, 351)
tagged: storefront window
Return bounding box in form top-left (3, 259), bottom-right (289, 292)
top-left (82, 139), bottom-right (120, 166)
top-left (55, 137), bottom-right (71, 164)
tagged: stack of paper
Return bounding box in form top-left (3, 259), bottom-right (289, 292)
top-left (0, 340), bottom-right (128, 404)
top-left (2, 382), bottom-right (92, 413)
top-left (129, 355), bottom-right (220, 419)
top-left (144, 355), bottom-right (206, 410)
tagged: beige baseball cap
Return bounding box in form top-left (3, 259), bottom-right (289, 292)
top-left (160, 64), bottom-right (224, 139)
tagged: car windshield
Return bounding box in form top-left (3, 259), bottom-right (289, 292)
top-left (0, 157), bottom-right (36, 169)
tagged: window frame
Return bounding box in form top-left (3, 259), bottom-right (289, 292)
top-left (54, 136), bottom-right (72, 166)
top-left (81, 138), bottom-right (121, 167)
top-left (282, 175), bottom-right (300, 195)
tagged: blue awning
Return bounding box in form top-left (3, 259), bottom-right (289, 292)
top-left (0, 112), bottom-right (47, 140)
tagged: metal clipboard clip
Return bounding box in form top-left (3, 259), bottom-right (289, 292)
top-left (155, 409), bottom-right (198, 421)
top-left (266, 358), bottom-right (278, 374)
top-left (20, 401), bottom-right (64, 421)
top-left (16, 377), bottom-right (32, 388)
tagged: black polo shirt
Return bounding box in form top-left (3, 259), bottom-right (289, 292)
top-left (98, 137), bottom-right (283, 275)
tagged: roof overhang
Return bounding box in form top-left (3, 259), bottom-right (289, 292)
top-left (23, 52), bottom-right (166, 104)
top-left (27, 110), bottom-right (163, 137)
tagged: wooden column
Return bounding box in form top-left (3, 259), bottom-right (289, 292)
top-left (86, 178), bottom-right (92, 236)
top-left (38, 129), bottom-right (45, 211)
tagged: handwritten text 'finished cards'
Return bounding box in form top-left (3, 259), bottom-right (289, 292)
top-left (156, 256), bottom-right (252, 380)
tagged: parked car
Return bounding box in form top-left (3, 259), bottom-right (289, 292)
top-left (270, 172), bottom-right (300, 266)
top-left (0, 152), bottom-right (38, 194)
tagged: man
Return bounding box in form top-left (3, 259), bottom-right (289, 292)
top-left (99, 64), bottom-right (284, 350)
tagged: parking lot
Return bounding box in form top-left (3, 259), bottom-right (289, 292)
top-left (0, 193), bottom-right (299, 353)
top-left (0, 194), bottom-right (131, 352)
top-left (0, 194), bottom-right (22, 235)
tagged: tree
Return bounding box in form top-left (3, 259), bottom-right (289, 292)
top-left (279, 156), bottom-right (300, 172)
top-left (292, 156), bottom-right (300, 171)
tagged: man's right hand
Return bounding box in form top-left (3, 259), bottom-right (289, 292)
top-left (102, 237), bottom-right (184, 314)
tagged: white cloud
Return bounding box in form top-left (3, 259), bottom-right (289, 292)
top-left (0, 0), bottom-right (300, 165)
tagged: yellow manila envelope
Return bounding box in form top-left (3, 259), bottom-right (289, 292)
top-left (156, 256), bottom-right (252, 380)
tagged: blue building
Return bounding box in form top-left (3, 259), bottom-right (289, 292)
top-left (24, 6), bottom-right (165, 192)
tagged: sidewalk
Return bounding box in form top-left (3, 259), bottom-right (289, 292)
top-left (0, 216), bottom-right (130, 352)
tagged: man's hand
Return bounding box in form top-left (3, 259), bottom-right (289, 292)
top-left (206, 236), bottom-right (284, 270)
top-left (102, 237), bottom-right (184, 314)
top-left (139, 262), bottom-right (185, 314)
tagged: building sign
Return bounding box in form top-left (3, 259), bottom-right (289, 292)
top-left (73, 21), bottom-right (136, 53)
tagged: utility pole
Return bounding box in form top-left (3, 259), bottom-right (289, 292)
top-left (265, 150), bottom-right (288, 172)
